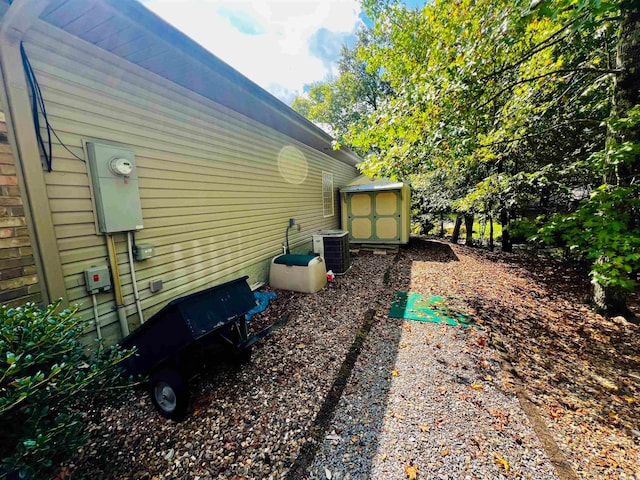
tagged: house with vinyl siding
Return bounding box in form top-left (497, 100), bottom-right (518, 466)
top-left (0, 0), bottom-right (361, 344)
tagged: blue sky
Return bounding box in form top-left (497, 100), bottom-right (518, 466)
top-left (142, 1), bottom-right (424, 105)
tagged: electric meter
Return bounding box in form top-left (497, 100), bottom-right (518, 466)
top-left (109, 157), bottom-right (134, 176)
top-left (86, 142), bottom-right (143, 232)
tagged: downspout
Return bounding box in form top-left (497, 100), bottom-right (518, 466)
top-left (0, 0), bottom-right (68, 305)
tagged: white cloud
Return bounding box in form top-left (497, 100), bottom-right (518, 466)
top-left (142, 0), bottom-right (363, 103)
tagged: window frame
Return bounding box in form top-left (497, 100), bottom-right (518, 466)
top-left (322, 172), bottom-right (334, 218)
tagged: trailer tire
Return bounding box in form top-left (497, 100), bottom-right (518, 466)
top-left (233, 346), bottom-right (253, 365)
top-left (150, 369), bottom-right (189, 421)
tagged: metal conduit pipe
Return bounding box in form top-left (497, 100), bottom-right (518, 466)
top-left (127, 231), bottom-right (145, 324)
top-left (91, 293), bottom-right (103, 342)
top-left (106, 234), bottom-right (129, 337)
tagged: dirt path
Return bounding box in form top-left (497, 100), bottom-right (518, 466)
top-left (403, 239), bottom-right (640, 478)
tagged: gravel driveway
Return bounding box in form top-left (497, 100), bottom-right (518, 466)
top-left (65, 238), bottom-right (612, 479)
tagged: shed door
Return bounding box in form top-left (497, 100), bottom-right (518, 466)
top-left (347, 191), bottom-right (401, 242)
top-left (374, 191), bottom-right (401, 241)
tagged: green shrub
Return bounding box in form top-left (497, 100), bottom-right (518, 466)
top-left (510, 218), bottom-right (540, 244)
top-left (0, 301), bottom-right (133, 479)
top-left (535, 185), bottom-right (640, 291)
top-left (413, 214), bottom-right (435, 235)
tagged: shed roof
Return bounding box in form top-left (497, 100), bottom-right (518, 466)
top-left (27, 0), bottom-right (360, 167)
top-left (340, 183), bottom-right (405, 193)
top-left (340, 174), bottom-right (407, 193)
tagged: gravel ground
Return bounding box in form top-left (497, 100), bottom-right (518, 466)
top-left (67, 250), bottom-right (398, 479)
top-left (309, 243), bottom-right (557, 480)
top-left (62, 237), bottom-right (639, 479)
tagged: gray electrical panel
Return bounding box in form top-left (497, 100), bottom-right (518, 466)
top-left (86, 142), bottom-right (143, 233)
top-left (85, 265), bottom-right (111, 294)
top-left (133, 243), bottom-right (155, 261)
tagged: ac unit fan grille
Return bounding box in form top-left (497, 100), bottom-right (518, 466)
top-left (322, 234), bottom-right (350, 274)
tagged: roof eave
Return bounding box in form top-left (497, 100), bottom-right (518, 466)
top-left (98, 0), bottom-right (361, 167)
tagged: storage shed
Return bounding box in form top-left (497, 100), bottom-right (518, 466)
top-left (340, 176), bottom-right (411, 245)
top-left (0, 0), bottom-right (361, 344)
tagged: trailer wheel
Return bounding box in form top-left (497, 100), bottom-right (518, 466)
top-left (233, 346), bottom-right (253, 365)
top-left (150, 369), bottom-right (189, 421)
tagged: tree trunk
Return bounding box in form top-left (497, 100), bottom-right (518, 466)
top-left (593, 254), bottom-right (630, 315)
top-left (489, 216), bottom-right (494, 252)
top-left (612, 0), bottom-right (640, 186)
top-left (593, 2), bottom-right (640, 313)
top-left (464, 214), bottom-right (474, 246)
top-left (451, 215), bottom-right (462, 244)
top-left (593, 280), bottom-right (629, 316)
top-left (439, 214), bottom-right (445, 237)
top-left (500, 208), bottom-right (512, 253)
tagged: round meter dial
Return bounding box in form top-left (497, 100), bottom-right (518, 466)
top-left (109, 157), bottom-right (133, 176)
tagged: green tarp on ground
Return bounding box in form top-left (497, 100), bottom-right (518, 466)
top-left (389, 292), bottom-right (479, 328)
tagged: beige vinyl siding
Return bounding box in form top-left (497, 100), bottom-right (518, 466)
top-left (24, 21), bottom-right (357, 343)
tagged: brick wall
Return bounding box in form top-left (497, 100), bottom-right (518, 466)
top-left (0, 113), bottom-right (41, 307)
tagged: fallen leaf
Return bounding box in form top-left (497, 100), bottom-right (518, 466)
top-left (52, 467), bottom-right (72, 480)
top-left (547, 406), bottom-right (563, 419)
top-left (381, 453), bottom-right (387, 461)
top-left (493, 452), bottom-right (509, 472)
top-left (488, 408), bottom-right (508, 419)
top-left (484, 375), bottom-right (493, 382)
top-left (404, 462), bottom-right (419, 480)
top-left (391, 370), bottom-right (400, 377)
top-left (441, 449), bottom-right (449, 457)
top-left (623, 396), bottom-right (637, 404)
top-left (471, 381), bottom-right (484, 390)
top-left (503, 380), bottom-right (515, 389)
top-left (391, 411), bottom-right (406, 420)
top-left (419, 424), bottom-right (430, 432)
top-left (435, 342), bottom-right (442, 349)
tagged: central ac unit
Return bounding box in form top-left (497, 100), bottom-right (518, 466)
top-left (312, 230), bottom-right (350, 274)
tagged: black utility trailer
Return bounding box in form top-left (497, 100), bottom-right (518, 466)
top-left (120, 276), bottom-right (271, 420)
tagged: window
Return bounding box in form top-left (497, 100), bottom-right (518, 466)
top-left (322, 172), bottom-right (334, 217)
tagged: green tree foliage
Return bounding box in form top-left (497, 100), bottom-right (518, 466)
top-left (534, 106), bottom-right (640, 299)
top-left (291, 29), bottom-right (392, 154)
top-left (293, 0), bottom-right (637, 310)
top-left (351, 0), bottom-right (637, 309)
top-left (0, 301), bottom-right (133, 479)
